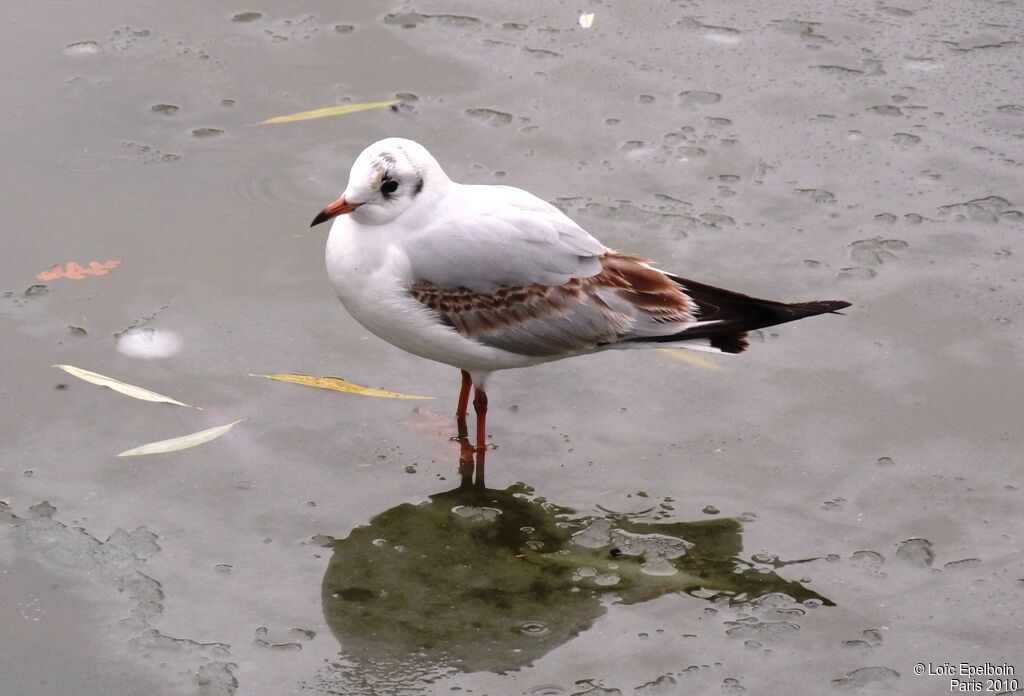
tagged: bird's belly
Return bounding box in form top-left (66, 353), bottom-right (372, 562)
top-left (330, 268), bottom-right (537, 373)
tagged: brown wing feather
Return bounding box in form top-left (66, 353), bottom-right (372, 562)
top-left (408, 252), bottom-right (695, 355)
top-left (409, 252), bottom-right (849, 356)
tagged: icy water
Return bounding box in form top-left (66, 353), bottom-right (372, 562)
top-left (2, 1), bottom-right (1023, 694)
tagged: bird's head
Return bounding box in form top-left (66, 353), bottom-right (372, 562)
top-left (311, 138), bottom-right (450, 227)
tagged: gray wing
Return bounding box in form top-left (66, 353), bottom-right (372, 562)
top-left (406, 184), bottom-right (606, 294)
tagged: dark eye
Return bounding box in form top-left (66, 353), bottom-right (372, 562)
top-left (381, 179), bottom-right (399, 194)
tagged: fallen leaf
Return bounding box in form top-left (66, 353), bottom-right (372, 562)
top-left (36, 265), bottom-right (64, 281)
top-left (658, 349), bottom-right (723, 371)
top-left (118, 419), bottom-right (246, 457)
top-left (259, 100), bottom-right (401, 125)
top-left (64, 261), bottom-right (87, 280)
top-left (579, 12), bottom-right (595, 28)
top-left (37, 260), bottom-right (120, 281)
top-left (400, 408), bottom-right (460, 458)
top-left (86, 261), bottom-right (117, 276)
top-left (401, 408), bottom-right (452, 435)
top-left (253, 373), bottom-right (433, 399)
top-left (54, 364), bottom-right (201, 409)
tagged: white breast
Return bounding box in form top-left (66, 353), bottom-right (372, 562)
top-left (324, 218), bottom-right (540, 373)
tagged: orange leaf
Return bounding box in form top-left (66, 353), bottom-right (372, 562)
top-left (36, 264), bottom-right (64, 281)
top-left (401, 408), bottom-right (452, 435)
top-left (64, 262), bottom-right (87, 280)
top-left (35, 260), bottom-right (122, 281)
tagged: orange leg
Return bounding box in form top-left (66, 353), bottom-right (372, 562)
top-left (473, 386), bottom-right (488, 487)
top-left (456, 370), bottom-right (475, 483)
top-left (455, 369), bottom-right (472, 439)
top-left (458, 438), bottom-right (476, 486)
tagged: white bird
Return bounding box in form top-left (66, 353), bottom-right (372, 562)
top-left (312, 138), bottom-right (849, 475)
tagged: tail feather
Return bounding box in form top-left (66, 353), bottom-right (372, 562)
top-left (639, 275), bottom-right (850, 354)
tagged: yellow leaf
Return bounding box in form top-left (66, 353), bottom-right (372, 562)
top-left (54, 364), bottom-right (202, 409)
top-left (118, 419), bottom-right (246, 457)
top-left (657, 349), bottom-right (723, 371)
top-left (253, 373), bottom-right (434, 400)
top-left (259, 100), bottom-right (401, 125)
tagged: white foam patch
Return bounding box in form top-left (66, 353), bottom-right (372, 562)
top-left (702, 32), bottom-right (741, 45)
top-left (116, 328), bottom-right (181, 359)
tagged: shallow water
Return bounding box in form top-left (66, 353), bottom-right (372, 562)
top-left (2, 0), bottom-right (1023, 694)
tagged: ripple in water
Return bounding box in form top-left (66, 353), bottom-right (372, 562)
top-left (832, 666), bottom-right (900, 690)
top-left (192, 127), bottom-right (224, 138)
top-left (63, 41), bottom-right (101, 56)
top-left (640, 557), bottom-right (678, 577)
top-left (895, 538), bottom-right (934, 567)
top-left (465, 108), bottom-right (513, 126)
top-left (62, 153), bottom-right (110, 173)
top-left (610, 530), bottom-right (693, 559)
top-left (382, 10), bottom-right (481, 28)
top-left (518, 621), bottom-right (550, 637)
top-left (573, 566), bottom-right (598, 580)
top-left (677, 17), bottom-right (742, 44)
top-left (451, 505), bottom-right (501, 522)
top-left (571, 519), bottom-right (612, 548)
top-left (594, 572), bottom-right (620, 586)
top-left (230, 166), bottom-right (320, 215)
top-left (892, 132), bottom-right (921, 145)
top-left (678, 90), bottom-right (722, 108)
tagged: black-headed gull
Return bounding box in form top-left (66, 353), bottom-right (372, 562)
top-left (312, 138), bottom-right (849, 472)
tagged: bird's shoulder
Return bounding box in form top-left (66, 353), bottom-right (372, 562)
top-left (405, 183), bottom-right (606, 292)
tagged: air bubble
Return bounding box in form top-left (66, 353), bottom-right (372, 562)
top-left (63, 41), bottom-right (101, 56)
top-left (519, 621), bottom-right (550, 637)
top-left (895, 538), bottom-right (934, 567)
top-left (451, 505), bottom-right (502, 522)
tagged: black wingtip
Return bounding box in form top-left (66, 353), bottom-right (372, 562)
top-left (710, 332), bottom-right (749, 354)
top-left (631, 276), bottom-right (852, 350)
top-left (800, 300), bottom-right (852, 315)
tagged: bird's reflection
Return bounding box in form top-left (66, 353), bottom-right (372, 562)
top-left (318, 459), bottom-right (832, 689)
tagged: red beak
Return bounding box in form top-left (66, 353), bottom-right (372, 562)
top-left (311, 196), bottom-right (362, 227)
